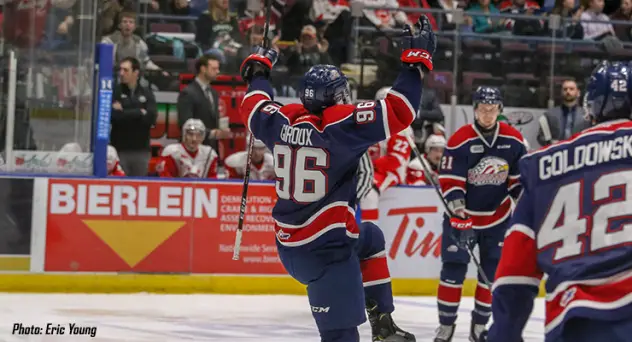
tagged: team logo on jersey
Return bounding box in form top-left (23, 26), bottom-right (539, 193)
top-left (467, 156), bottom-right (509, 186)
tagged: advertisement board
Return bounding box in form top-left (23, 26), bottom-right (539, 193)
top-left (378, 186), bottom-right (478, 279)
top-left (36, 178), bottom-right (478, 279)
top-left (41, 178), bottom-right (285, 275)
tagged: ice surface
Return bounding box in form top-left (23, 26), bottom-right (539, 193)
top-left (0, 294), bottom-right (545, 341)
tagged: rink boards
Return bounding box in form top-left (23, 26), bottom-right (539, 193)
top-left (0, 176), bottom-right (544, 296)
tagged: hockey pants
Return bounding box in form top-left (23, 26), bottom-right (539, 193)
top-left (437, 217), bottom-right (510, 326)
top-left (276, 222), bottom-right (394, 342)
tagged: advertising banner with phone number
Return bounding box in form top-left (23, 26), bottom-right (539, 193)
top-left (39, 178), bottom-right (478, 279)
top-left (42, 178), bottom-right (284, 274)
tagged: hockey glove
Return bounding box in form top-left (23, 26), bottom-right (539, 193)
top-left (400, 15), bottom-right (436, 73)
top-left (450, 215), bottom-right (475, 250)
top-left (240, 46), bottom-right (279, 83)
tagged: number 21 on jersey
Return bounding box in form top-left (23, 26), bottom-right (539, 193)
top-left (273, 145), bottom-right (330, 203)
top-left (538, 170), bottom-right (632, 261)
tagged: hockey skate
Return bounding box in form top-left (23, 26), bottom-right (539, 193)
top-left (469, 321), bottom-right (486, 342)
top-left (433, 324), bottom-right (455, 342)
top-left (366, 301), bottom-right (416, 341)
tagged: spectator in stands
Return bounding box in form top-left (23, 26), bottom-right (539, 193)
top-left (544, 0), bottom-right (584, 39)
top-left (195, 0), bottom-right (241, 53)
top-left (167, 0), bottom-right (196, 32)
top-left (499, 0), bottom-right (543, 35)
top-left (286, 25), bottom-right (332, 77)
top-left (361, 0), bottom-right (411, 29)
top-left (102, 11), bottom-right (168, 75)
top-left (580, 0), bottom-right (616, 39)
top-left (310, 0), bottom-right (352, 65)
top-left (99, 0), bottom-right (130, 37)
top-left (468, 0), bottom-right (507, 33)
top-left (40, 0), bottom-right (77, 50)
top-left (610, 0), bottom-right (632, 41)
top-left (432, 0), bottom-right (460, 30)
top-left (413, 88), bottom-right (445, 146)
top-left (158, 119), bottom-right (219, 178)
top-left (177, 55), bottom-right (231, 152)
top-left (224, 139), bottom-right (274, 180)
top-left (110, 57), bottom-right (158, 176)
top-left (2, 0), bottom-right (53, 48)
top-left (536, 79), bottom-right (588, 147)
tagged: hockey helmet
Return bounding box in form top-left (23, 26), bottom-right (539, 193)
top-left (584, 61), bottom-right (632, 123)
top-left (473, 86), bottom-right (503, 112)
top-left (299, 65), bottom-right (351, 113)
top-left (182, 119), bottom-right (206, 135)
top-left (424, 134), bottom-right (446, 153)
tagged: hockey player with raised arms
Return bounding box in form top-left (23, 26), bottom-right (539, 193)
top-left (480, 62), bottom-right (632, 342)
top-left (434, 86), bottom-right (527, 342)
top-left (239, 15), bottom-right (437, 342)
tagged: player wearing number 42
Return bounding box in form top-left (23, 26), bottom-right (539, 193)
top-left (239, 15), bottom-right (438, 342)
top-left (434, 86), bottom-right (527, 342)
top-left (480, 61), bottom-right (632, 342)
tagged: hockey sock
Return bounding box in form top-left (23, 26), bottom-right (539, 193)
top-left (361, 252), bottom-right (394, 313)
top-left (437, 262), bottom-right (467, 325)
top-left (472, 281), bottom-right (492, 324)
top-left (320, 327), bottom-right (360, 342)
top-left (357, 222), bottom-right (394, 313)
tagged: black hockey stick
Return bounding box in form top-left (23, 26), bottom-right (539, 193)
top-left (404, 135), bottom-right (492, 288)
top-left (233, 0), bottom-right (274, 261)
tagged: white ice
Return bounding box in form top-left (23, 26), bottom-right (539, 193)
top-left (0, 294), bottom-right (545, 341)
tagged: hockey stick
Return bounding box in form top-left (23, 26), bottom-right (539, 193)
top-left (233, 0), bottom-right (274, 261)
top-left (404, 135), bottom-right (492, 288)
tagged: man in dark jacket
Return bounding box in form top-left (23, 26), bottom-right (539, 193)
top-left (110, 57), bottom-right (157, 176)
top-left (177, 54), bottom-right (231, 150)
top-left (537, 79), bottom-right (590, 147)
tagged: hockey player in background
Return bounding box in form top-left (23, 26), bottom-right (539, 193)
top-left (434, 86), bottom-right (527, 342)
top-left (238, 15), bottom-right (437, 342)
top-left (407, 134), bottom-right (445, 185)
top-left (224, 138), bottom-right (274, 180)
top-left (107, 145), bottom-right (126, 176)
top-left (360, 87), bottom-right (415, 223)
top-left (158, 119), bottom-right (218, 178)
top-left (481, 61), bottom-right (632, 342)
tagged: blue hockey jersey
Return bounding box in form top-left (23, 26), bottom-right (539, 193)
top-left (239, 68), bottom-right (422, 247)
top-left (489, 119), bottom-right (632, 342)
top-left (438, 122), bottom-right (526, 228)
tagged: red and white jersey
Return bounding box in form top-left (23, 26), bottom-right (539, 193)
top-left (406, 155), bottom-right (437, 185)
top-left (224, 151), bottom-right (275, 180)
top-left (107, 145), bottom-right (125, 176)
top-left (371, 127), bottom-right (413, 192)
top-left (158, 143), bottom-right (218, 178)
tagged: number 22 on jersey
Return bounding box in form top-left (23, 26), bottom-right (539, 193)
top-left (273, 145), bottom-right (330, 203)
top-left (538, 170), bottom-right (632, 261)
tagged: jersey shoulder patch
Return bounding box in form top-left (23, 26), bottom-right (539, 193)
top-left (447, 124), bottom-right (478, 149)
top-left (161, 144), bottom-right (181, 157)
top-left (224, 151), bottom-right (245, 167)
top-left (498, 122), bottom-right (525, 143)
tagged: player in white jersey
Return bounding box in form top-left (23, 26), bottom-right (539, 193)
top-left (224, 138), bottom-right (274, 180)
top-left (158, 119), bottom-right (218, 178)
top-left (407, 134), bottom-right (445, 185)
top-left (360, 87), bottom-right (414, 223)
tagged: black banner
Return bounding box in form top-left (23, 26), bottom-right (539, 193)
top-left (0, 178), bottom-right (33, 255)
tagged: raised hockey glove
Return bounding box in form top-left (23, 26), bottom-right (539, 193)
top-left (450, 214), bottom-right (475, 250)
top-left (240, 46), bottom-right (279, 83)
top-left (400, 15), bottom-right (436, 72)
